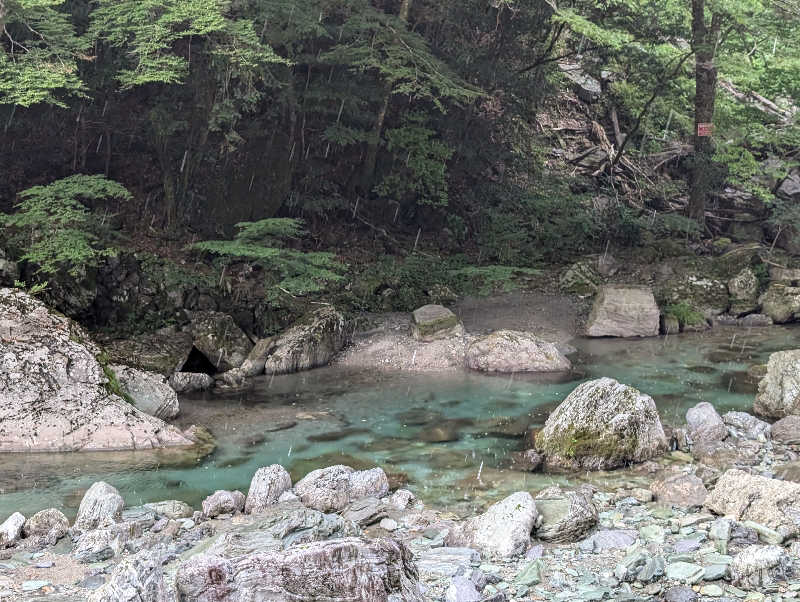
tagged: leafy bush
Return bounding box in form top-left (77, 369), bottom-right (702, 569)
top-left (664, 302), bottom-right (705, 326)
top-left (189, 218), bottom-right (345, 297)
top-left (1, 175), bottom-right (130, 277)
top-left (447, 265), bottom-right (540, 296)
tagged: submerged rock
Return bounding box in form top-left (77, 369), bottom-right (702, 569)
top-left (74, 482), bottom-right (124, 532)
top-left (111, 364), bottom-right (180, 420)
top-left (188, 310), bottom-right (253, 372)
top-left (705, 469), bottom-right (800, 537)
top-left (0, 288), bottom-right (194, 452)
top-left (446, 492), bottom-right (537, 558)
top-left (535, 377), bottom-right (668, 471)
top-left (411, 304), bottom-right (464, 342)
top-left (264, 306), bottom-right (346, 375)
top-left (465, 330), bottom-right (571, 373)
top-left (585, 286), bottom-right (660, 338)
top-left (175, 537), bottom-right (424, 602)
top-left (294, 465), bottom-right (389, 512)
top-left (244, 465), bottom-right (293, 514)
top-left (754, 349), bottom-right (800, 419)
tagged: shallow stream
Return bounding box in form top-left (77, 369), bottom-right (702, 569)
top-left (1, 326), bottom-right (797, 519)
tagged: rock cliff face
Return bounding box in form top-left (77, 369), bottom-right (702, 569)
top-left (0, 288), bottom-right (193, 452)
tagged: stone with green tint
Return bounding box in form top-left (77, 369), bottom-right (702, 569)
top-left (703, 564), bottom-right (728, 581)
top-left (743, 520), bottom-right (784, 545)
top-left (665, 562), bottom-right (705, 584)
top-left (411, 304), bottom-right (463, 341)
top-left (640, 524), bottom-right (666, 544)
top-left (700, 584), bottom-right (724, 596)
top-left (515, 560), bottom-right (543, 586)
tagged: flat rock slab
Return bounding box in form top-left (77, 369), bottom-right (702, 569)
top-left (585, 286), bottom-right (660, 338)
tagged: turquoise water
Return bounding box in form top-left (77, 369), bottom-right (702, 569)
top-left (1, 326), bottom-right (797, 520)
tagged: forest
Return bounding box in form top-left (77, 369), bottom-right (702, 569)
top-left (1, 0), bottom-right (799, 332)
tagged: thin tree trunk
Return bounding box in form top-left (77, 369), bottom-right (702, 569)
top-left (689, 0), bottom-right (721, 227)
top-left (360, 0), bottom-right (412, 193)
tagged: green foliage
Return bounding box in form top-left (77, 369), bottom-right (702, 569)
top-left (1, 175), bottom-right (131, 276)
top-left (0, 0), bottom-right (87, 106)
top-left (664, 301), bottom-right (705, 326)
top-left (376, 113), bottom-right (454, 207)
top-left (190, 218), bottom-right (345, 296)
top-left (447, 265), bottom-right (541, 296)
top-left (349, 254), bottom-right (450, 312)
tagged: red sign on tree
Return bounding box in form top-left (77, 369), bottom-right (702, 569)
top-left (697, 122), bottom-right (713, 137)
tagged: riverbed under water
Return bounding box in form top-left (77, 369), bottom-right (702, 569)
top-left (1, 326), bottom-right (797, 520)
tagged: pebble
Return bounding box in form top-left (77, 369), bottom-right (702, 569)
top-left (701, 584), bottom-right (725, 596)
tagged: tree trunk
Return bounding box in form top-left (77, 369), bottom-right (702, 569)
top-left (688, 0), bottom-right (721, 227)
top-left (360, 0), bottom-right (412, 194)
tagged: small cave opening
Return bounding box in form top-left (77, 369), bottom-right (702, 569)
top-left (180, 346), bottom-right (218, 375)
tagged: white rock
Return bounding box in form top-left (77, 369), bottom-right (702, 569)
top-left (244, 465), bottom-right (292, 514)
top-left (74, 482), bottom-right (124, 532)
top-left (0, 513), bottom-right (25, 548)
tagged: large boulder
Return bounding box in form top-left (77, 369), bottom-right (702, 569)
top-left (23, 508), bottom-right (69, 542)
top-left (263, 306), bottom-right (346, 375)
top-left (411, 304), bottom-right (464, 342)
top-left (111, 364), bottom-right (179, 420)
top-left (686, 402), bottom-right (727, 443)
top-left (105, 331), bottom-right (193, 376)
top-left (446, 492), bottom-right (537, 558)
top-left (74, 481), bottom-right (124, 532)
top-left (0, 288), bottom-right (194, 452)
top-left (771, 415), bottom-right (800, 444)
top-left (244, 465), bottom-right (292, 514)
top-left (728, 268), bottom-right (760, 316)
top-left (189, 310), bottom-right (253, 372)
top-left (175, 537), bottom-right (424, 602)
top-left (760, 284), bottom-right (800, 324)
top-left (465, 330), bottom-right (571, 373)
top-left (535, 490), bottom-right (598, 543)
top-left (585, 286), bottom-right (660, 338)
top-left (655, 263), bottom-right (730, 318)
top-left (754, 350), bottom-right (800, 419)
top-left (88, 545), bottom-right (170, 602)
top-left (294, 465), bottom-right (389, 512)
top-left (534, 378), bottom-right (668, 471)
top-left (0, 512), bottom-right (24, 548)
top-left (705, 470), bottom-right (800, 538)
top-left (730, 545), bottom-right (793, 588)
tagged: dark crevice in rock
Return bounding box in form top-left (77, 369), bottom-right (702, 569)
top-left (180, 346), bottom-right (218, 375)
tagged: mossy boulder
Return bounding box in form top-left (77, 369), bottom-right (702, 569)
top-left (189, 311), bottom-right (254, 372)
top-left (759, 284), bottom-right (800, 324)
top-left (411, 304), bottom-right (463, 342)
top-left (559, 262), bottom-right (601, 297)
top-left (534, 377), bottom-right (668, 471)
top-left (263, 306), bottom-right (346, 375)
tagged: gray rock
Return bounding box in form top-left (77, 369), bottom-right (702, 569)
top-left (664, 586), bottom-right (699, 602)
top-left (703, 564), bottom-right (728, 580)
top-left (416, 548), bottom-right (481, 578)
top-left (104, 331), bottom-right (193, 376)
top-left (143, 500), bottom-right (193, 520)
top-left (754, 349), bottom-right (800, 418)
top-left (686, 402), bottom-right (727, 443)
top-left (175, 537), bottom-right (424, 601)
top-left (23, 508), bottom-right (69, 543)
top-left (740, 313), bottom-right (773, 327)
top-left (665, 562), bottom-right (705, 584)
top-left (771, 415), bottom-right (800, 444)
top-left (87, 545), bottom-right (171, 602)
top-left (728, 268), bottom-right (759, 316)
top-left (465, 330), bottom-right (571, 373)
top-left (73, 527), bottom-right (128, 563)
top-left (0, 289), bottom-right (193, 452)
top-left (411, 304), bottom-right (463, 342)
top-left (730, 544), bottom-right (793, 588)
top-left (111, 364), bottom-right (179, 420)
top-left (0, 513), bottom-right (24, 548)
top-left (578, 529), bottom-right (637, 553)
top-left (244, 465), bottom-right (292, 514)
top-left (74, 482), bottom-right (124, 532)
top-left (168, 372), bottom-right (214, 393)
top-left (239, 337), bottom-right (273, 377)
top-left (388, 489), bottom-right (415, 510)
top-left (202, 490), bottom-right (245, 518)
top-left (759, 284), bottom-right (800, 324)
top-left (721, 411), bottom-right (771, 440)
top-left (447, 492), bottom-right (537, 558)
top-left (445, 575), bottom-right (481, 602)
top-left (650, 473), bottom-right (708, 508)
top-left (294, 465), bottom-right (389, 512)
top-left (705, 469), bottom-right (800, 538)
top-left (585, 286), bottom-right (660, 338)
top-left (536, 491), bottom-right (598, 543)
top-left (264, 306), bottom-right (346, 375)
top-left (342, 497), bottom-right (387, 527)
top-left (188, 310), bottom-right (253, 372)
top-left (535, 377), bottom-right (668, 471)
